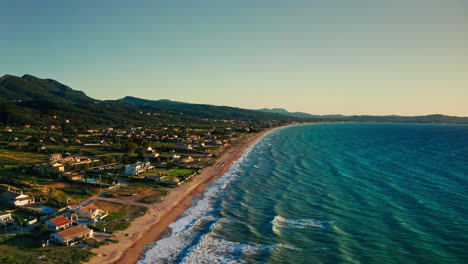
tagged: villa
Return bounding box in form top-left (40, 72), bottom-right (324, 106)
top-left (124, 161), bottom-right (154, 176)
top-left (1, 190), bottom-right (35, 207)
top-left (46, 216), bottom-right (73, 231)
top-left (49, 153), bottom-right (63, 162)
top-left (50, 225), bottom-right (93, 246)
top-left (75, 203), bottom-right (108, 222)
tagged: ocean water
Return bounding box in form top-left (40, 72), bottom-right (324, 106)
top-left (139, 123), bottom-right (468, 264)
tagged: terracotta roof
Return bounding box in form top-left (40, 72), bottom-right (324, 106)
top-left (17, 197), bottom-right (33, 201)
top-left (50, 216), bottom-right (72, 226)
top-left (56, 225), bottom-right (91, 240)
top-left (79, 204), bottom-right (100, 215)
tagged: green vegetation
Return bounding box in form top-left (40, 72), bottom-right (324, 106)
top-left (92, 200), bottom-right (148, 233)
top-left (139, 188), bottom-right (168, 204)
top-left (0, 234), bottom-right (95, 264)
top-left (105, 182), bottom-right (166, 199)
top-left (105, 211), bottom-right (127, 221)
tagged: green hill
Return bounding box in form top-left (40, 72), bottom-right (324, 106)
top-left (0, 74), bottom-right (94, 104)
top-left (107, 96), bottom-right (297, 121)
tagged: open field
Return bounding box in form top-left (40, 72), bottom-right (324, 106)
top-left (0, 234), bottom-right (95, 264)
top-left (0, 149), bottom-right (47, 164)
top-left (92, 200), bottom-right (148, 233)
top-left (104, 183), bottom-right (168, 203)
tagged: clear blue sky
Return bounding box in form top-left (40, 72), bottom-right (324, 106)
top-left (1, 0), bottom-right (467, 116)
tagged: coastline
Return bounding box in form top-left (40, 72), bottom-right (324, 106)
top-left (86, 127), bottom-right (281, 264)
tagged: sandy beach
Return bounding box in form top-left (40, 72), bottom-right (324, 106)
top-left (86, 128), bottom-right (275, 264)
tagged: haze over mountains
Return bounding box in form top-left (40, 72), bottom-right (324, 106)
top-left (0, 74), bottom-right (467, 126)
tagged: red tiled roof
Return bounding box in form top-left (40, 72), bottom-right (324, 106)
top-left (50, 216), bottom-right (72, 226)
top-left (56, 225), bottom-right (91, 240)
top-left (17, 197), bottom-right (33, 201)
top-left (79, 204), bottom-right (99, 215)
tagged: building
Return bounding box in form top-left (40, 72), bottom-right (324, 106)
top-left (49, 153), bottom-right (63, 162)
top-left (75, 204), bottom-right (108, 221)
top-left (124, 161), bottom-right (154, 176)
top-left (180, 156), bottom-right (195, 164)
top-left (50, 225), bottom-right (93, 246)
top-left (46, 216), bottom-right (73, 231)
top-left (1, 190), bottom-right (35, 207)
top-left (49, 163), bottom-right (65, 172)
top-left (0, 211), bottom-right (12, 225)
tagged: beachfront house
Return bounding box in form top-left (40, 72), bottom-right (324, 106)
top-left (50, 225), bottom-right (93, 246)
top-left (1, 190), bottom-right (35, 207)
top-left (46, 216), bottom-right (73, 231)
top-left (75, 204), bottom-right (108, 222)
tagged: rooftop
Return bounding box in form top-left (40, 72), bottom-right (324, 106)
top-left (56, 225), bottom-right (91, 240)
top-left (50, 216), bottom-right (72, 226)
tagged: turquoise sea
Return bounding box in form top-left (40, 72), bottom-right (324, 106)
top-left (139, 123), bottom-right (468, 264)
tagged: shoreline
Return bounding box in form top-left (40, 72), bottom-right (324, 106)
top-left (86, 127), bottom-right (280, 264)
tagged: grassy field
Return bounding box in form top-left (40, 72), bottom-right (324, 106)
top-left (105, 182), bottom-right (168, 204)
top-left (0, 149), bottom-right (47, 164)
top-left (0, 234), bottom-right (95, 264)
top-left (93, 200), bottom-right (148, 233)
top-left (141, 168), bottom-right (196, 177)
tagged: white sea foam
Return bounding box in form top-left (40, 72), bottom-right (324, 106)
top-left (272, 215), bottom-right (332, 234)
top-left (139, 130), bottom-right (277, 264)
top-left (178, 232), bottom-right (280, 264)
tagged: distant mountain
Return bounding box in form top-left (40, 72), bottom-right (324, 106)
top-left (0, 74), bottom-right (466, 127)
top-left (110, 96), bottom-right (184, 107)
top-left (0, 74), bottom-right (94, 104)
top-left (258, 108), bottom-right (345, 119)
top-left (341, 114), bottom-right (468, 124)
top-left (0, 74), bottom-right (299, 127)
top-left (107, 97), bottom-right (297, 121)
top-left (259, 108), bottom-right (468, 124)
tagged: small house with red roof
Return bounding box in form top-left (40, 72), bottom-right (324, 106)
top-left (46, 216), bottom-right (73, 231)
top-left (49, 153), bottom-right (63, 162)
top-left (50, 225), bottom-right (93, 246)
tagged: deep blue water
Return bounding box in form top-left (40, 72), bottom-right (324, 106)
top-left (140, 123), bottom-right (468, 264)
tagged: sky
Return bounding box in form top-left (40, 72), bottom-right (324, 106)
top-left (1, 0), bottom-right (467, 116)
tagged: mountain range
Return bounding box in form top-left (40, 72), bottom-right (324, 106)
top-left (0, 74), bottom-right (466, 126)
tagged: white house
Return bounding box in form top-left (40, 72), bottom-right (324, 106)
top-left (0, 211), bottom-right (12, 225)
top-left (124, 161), bottom-right (154, 176)
top-left (50, 225), bottom-right (93, 246)
top-left (75, 204), bottom-right (108, 221)
top-left (1, 190), bottom-right (35, 207)
top-left (46, 216), bottom-right (73, 231)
